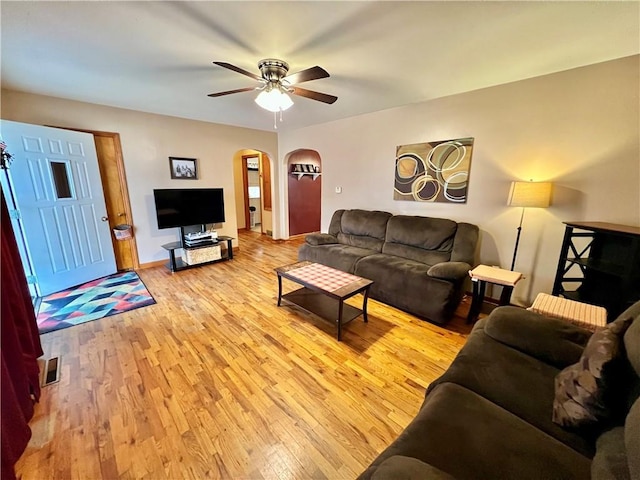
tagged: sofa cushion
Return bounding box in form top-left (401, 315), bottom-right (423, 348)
top-left (383, 216), bottom-right (457, 265)
top-left (450, 222), bottom-right (479, 264)
top-left (426, 261), bottom-right (470, 281)
top-left (484, 306), bottom-right (591, 369)
top-left (427, 320), bottom-right (595, 456)
top-left (591, 427), bottom-right (630, 480)
top-left (618, 302), bottom-right (640, 416)
top-left (297, 243), bottom-right (375, 274)
top-left (336, 209), bottom-right (391, 252)
top-left (622, 301), bottom-right (640, 378)
top-left (304, 233), bottom-right (338, 246)
top-left (552, 315), bottom-right (634, 430)
top-left (327, 209), bottom-right (345, 236)
top-left (358, 383), bottom-right (591, 480)
top-left (354, 254), bottom-right (457, 324)
top-left (370, 456), bottom-right (455, 480)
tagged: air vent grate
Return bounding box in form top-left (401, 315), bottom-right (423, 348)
top-left (41, 356), bottom-right (61, 386)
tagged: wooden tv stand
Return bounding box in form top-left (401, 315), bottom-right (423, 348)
top-left (161, 236), bottom-right (234, 272)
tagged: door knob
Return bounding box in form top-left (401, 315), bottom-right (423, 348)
top-left (101, 216), bottom-right (108, 222)
top-left (118, 213), bottom-right (125, 217)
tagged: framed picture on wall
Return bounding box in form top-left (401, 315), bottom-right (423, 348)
top-left (169, 157), bottom-right (198, 179)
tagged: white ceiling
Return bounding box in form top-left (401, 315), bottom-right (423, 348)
top-left (2, 1), bottom-right (639, 132)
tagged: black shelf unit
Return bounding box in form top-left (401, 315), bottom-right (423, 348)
top-left (161, 236), bottom-right (234, 272)
top-left (552, 222), bottom-right (640, 320)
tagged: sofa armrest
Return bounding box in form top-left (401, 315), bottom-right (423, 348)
top-left (305, 233), bottom-right (339, 246)
top-left (484, 306), bottom-right (592, 369)
top-left (427, 261), bottom-right (470, 281)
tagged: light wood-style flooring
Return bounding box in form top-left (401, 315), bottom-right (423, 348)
top-left (17, 231), bottom-right (472, 479)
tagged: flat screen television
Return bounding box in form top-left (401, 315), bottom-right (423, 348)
top-left (153, 188), bottom-right (225, 229)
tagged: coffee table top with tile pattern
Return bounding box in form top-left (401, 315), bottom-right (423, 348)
top-left (275, 261), bottom-right (372, 299)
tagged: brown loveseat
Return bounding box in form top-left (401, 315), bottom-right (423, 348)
top-left (358, 301), bottom-right (640, 480)
top-left (298, 209), bottom-right (479, 324)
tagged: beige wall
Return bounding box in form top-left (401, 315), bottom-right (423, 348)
top-left (277, 55), bottom-right (640, 304)
top-left (3, 56), bottom-right (638, 303)
top-left (1, 90), bottom-right (278, 263)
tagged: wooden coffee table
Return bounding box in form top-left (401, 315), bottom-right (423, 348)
top-left (275, 261), bottom-right (373, 341)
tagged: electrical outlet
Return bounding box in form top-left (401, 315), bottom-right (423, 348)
top-left (335, 186), bottom-right (342, 194)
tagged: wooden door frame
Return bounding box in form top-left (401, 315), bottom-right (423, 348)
top-left (242, 154), bottom-right (263, 233)
top-left (50, 126), bottom-right (139, 269)
top-left (241, 156), bottom-right (250, 231)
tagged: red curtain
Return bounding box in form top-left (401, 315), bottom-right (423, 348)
top-left (1, 189), bottom-right (43, 480)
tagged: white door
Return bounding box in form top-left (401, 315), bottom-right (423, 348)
top-left (1, 120), bottom-right (116, 296)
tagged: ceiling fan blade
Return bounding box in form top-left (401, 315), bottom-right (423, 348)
top-left (213, 62), bottom-right (261, 81)
top-left (291, 87), bottom-right (337, 104)
top-left (283, 66), bottom-right (329, 85)
top-left (207, 87), bottom-right (257, 97)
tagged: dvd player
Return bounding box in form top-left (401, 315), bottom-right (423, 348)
top-left (184, 231), bottom-right (213, 241)
top-left (184, 238), bottom-right (217, 247)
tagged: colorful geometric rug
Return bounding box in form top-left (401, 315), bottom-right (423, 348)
top-left (36, 271), bottom-right (156, 334)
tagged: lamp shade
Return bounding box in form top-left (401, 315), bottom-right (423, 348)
top-left (255, 88), bottom-right (293, 113)
top-left (507, 181), bottom-right (552, 208)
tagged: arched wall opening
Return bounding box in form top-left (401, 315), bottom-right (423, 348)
top-left (284, 149), bottom-right (322, 237)
top-left (232, 149), bottom-right (274, 238)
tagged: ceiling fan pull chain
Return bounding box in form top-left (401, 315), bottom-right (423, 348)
top-left (273, 111), bottom-right (277, 129)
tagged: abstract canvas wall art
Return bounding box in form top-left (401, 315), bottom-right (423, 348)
top-left (394, 137), bottom-right (474, 203)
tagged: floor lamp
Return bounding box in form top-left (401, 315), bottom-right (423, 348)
top-left (507, 181), bottom-right (553, 271)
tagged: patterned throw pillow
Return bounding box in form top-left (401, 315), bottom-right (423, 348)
top-left (552, 316), bottom-right (634, 429)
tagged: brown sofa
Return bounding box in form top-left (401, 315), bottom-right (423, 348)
top-left (298, 209), bottom-right (479, 324)
top-left (358, 301), bottom-right (640, 480)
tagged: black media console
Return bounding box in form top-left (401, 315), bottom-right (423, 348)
top-left (161, 235), bottom-right (234, 272)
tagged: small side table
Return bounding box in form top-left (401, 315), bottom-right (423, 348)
top-left (528, 293), bottom-right (606, 331)
top-left (467, 265), bottom-right (523, 323)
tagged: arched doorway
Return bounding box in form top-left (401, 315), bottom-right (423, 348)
top-left (286, 149), bottom-right (321, 236)
top-left (232, 149), bottom-right (273, 236)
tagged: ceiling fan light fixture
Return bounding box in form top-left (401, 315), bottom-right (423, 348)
top-left (255, 87), bottom-right (294, 113)
top-left (210, 59), bottom-right (335, 128)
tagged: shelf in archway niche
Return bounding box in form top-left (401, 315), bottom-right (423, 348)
top-left (291, 172), bottom-right (321, 181)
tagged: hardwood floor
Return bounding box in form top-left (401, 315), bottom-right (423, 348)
top-left (17, 231), bottom-right (472, 479)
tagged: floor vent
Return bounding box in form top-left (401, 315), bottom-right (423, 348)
top-left (41, 356), bottom-right (61, 386)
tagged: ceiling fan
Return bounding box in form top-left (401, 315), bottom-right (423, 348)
top-left (208, 59), bottom-right (337, 119)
